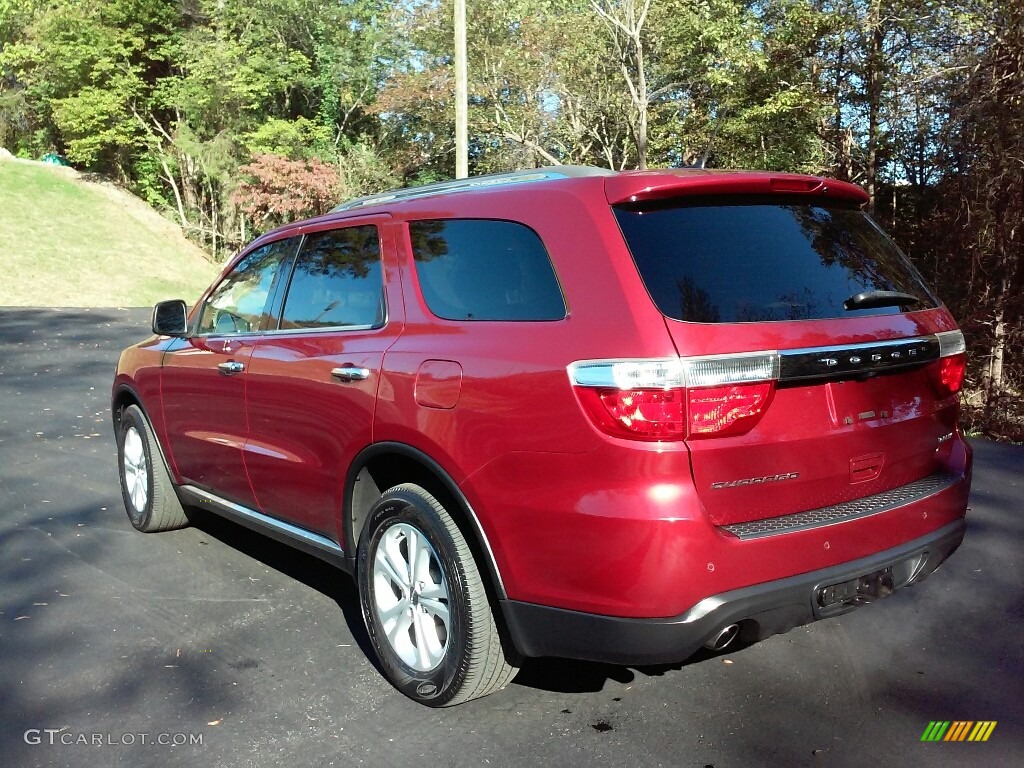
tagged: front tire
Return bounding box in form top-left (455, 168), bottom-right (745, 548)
top-left (357, 483), bottom-right (518, 706)
top-left (117, 404), bottom-right (188, 532)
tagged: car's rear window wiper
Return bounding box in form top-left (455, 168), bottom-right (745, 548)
top-left (843, 290), bottom-right (923, 311)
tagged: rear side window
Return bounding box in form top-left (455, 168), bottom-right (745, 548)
top-left (408, 219), bottom-right (566, 321)
top-left (279, 226), bottom-right (384, 330)
top-left (614, 199), bottom-right (938, 323)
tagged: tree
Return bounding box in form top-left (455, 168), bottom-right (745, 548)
top-left (231, 153), bottom-right (341, 233)
top-left (943, 1), bottom-right (1023, 405)
top-left (1, 0), bottom-right (178, 173)
top-left (592, 0), bottom-right (653, 168)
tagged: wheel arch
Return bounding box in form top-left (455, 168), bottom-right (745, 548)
top-left (111, 383), bottom-right (178, 484)
top-left (111, 382), bottom-right (143, 432)
top-left (344, 442), bottom-right (507, 600)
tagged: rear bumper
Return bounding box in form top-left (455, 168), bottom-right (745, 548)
top-left (501, 519), bottom-right (965, 665)
top-left (467, 436), bottom-right (971, 618)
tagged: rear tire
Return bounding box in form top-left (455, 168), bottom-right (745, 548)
top-left (357, 483), bottom-right (518, 706)
top-left (117, 404), bottom-right (188, 532)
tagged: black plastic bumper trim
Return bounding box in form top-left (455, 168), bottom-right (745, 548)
top-left (500, 520), bottom-right (965, 666)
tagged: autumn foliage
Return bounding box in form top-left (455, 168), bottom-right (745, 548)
top-left (231, 154), bottom-right (342, 231)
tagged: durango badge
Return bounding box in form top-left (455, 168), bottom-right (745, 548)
top-left (711, 472), bottom-right (800, 490)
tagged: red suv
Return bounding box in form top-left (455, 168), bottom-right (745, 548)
top-left (113, 166), bottom-right (971, 706)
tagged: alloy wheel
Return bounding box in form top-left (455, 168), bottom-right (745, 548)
top-left (372, 522), bottom-right (451, 671)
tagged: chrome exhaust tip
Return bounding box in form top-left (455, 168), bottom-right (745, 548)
top-left (704, 623), bottom-right (740, 652)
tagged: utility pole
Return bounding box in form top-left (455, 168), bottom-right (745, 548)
top-left (454, 0), bottom-right (468, 179)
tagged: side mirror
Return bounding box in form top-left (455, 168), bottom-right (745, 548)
top-left (152, 299), bottom-right (189, 337)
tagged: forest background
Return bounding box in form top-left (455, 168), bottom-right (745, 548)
top-left (1, 0), bottom-right (1021, 438)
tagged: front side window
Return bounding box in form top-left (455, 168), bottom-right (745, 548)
top-left (408, 219), bottom-right (566, 321)
top-left (197, 238), bottom-right (296, 334)
top-left (278, 226), bottom-right (384, 330)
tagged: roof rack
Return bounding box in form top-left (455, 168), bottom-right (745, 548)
top-left (331, 165), bottom-right (614, 212)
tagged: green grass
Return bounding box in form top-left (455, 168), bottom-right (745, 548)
top-left (0, 159), bottom-right (218, 306)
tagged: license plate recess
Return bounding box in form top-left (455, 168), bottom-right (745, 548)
top-left (817, 566), bottom-right (894, 609)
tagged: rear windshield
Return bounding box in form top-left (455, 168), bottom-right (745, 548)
top-left (614, 198), bottom-right (938, 323)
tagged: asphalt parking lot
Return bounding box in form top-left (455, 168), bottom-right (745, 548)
top-left (1, 307), bottom-right (1021, 768)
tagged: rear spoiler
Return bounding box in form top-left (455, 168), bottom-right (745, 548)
top-left (605, 170), bottom-right (870, 207)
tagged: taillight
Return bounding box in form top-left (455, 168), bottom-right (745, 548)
top-left (569, 353), bottom-right (779, 441)
top-left (938, 354), bottom-right (966, 393)
top-left (575, 387), bottom-right (686, 440)
top-left (688, 382), bottom-right (774, 438)
top-left (933, 330), bottom-right (967, 396)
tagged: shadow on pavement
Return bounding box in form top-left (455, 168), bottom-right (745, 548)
top-left (182, 507), bottom-right (380, 673)
top-left (1, 307), bottom-right (1022, 768)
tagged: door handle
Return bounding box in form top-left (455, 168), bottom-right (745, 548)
top-left (218, 361), bottom-right (245, 375)
top-left (331, 366), bottom-right (371, 382)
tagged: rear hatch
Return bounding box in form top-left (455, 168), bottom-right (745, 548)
top-left (609, 176), bottom-right (966, 527)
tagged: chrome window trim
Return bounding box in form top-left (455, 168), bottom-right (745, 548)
top-left (187, 329), bottom-right (264, 341)
top-left (184, 320), bottom-right (387, 343)
top-left (258, 321), bottom-right (384, 336)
